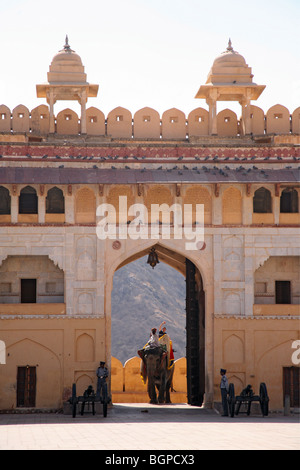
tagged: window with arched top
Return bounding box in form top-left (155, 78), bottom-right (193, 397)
top-left (0, 186), bottom-right (11, 214)
top-left (19, 186), bottom-right (38, 214)
top-left (46, 187), bottom-right (65, 214)
top-left (280, 188), bottom-right (298, 213)
top-left (253, 187), bottom-right (272, 213)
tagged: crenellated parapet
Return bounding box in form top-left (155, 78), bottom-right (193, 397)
top-left (0, 103), bottom-right (299, 140)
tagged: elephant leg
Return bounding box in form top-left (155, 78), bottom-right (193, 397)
top-left (158, 374), bottom-right (166, 403)
top-left (148, 381), bottom-right (157, 404)
top-left (165, 384), bottom-right (172, 404)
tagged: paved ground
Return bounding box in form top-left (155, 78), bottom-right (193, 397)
top-left (0, 404), bottom-right (299, 451)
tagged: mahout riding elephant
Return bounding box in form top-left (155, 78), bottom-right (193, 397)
top-left (138, 347), bottom-right (174, 404)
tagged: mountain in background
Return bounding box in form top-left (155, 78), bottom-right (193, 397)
top-left (111, 256), bottom-right (187, 364)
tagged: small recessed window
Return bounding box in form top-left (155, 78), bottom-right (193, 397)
top-left (1, 114), bottom-right (6, 120)
top-left (224, 117), bottom-right (230, 123)
top-left (170, 117), bottom-right (178, 123)
top-left (253, 187), bottom-right (272, 213)
top-left (19, 186), bottom-right (38, 214)
top-left (0, 186), bottom-right (11, 214)
top-left (65, 115), bottom-right (72, 121)
top-left (89, 116), bottom-right (97, 123)
top-left (116, 115), bottom-right (123, 122)
top-left (143, 116), bottom-right (151, 122)
top-left (0, 283), bottom-right (11, 294)
top-left (18, 113), bottom-right (24, 119)
top-left (280, 188), bottom-right (299, 213)
top-left (274, 113), bottom-right (283, 119)
top-left (40, 114), bottom-right (46, 120)
top-left (195, 116), bottom-right (204, 122)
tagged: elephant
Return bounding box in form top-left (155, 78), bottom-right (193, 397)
top-left (138, 346), bottom-right (174, 404)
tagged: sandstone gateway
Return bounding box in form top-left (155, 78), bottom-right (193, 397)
top-left (0, 38), bottom-right (299, 411)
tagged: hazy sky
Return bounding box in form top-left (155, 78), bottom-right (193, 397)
top-left (1, 0), bottom-right (299, 117)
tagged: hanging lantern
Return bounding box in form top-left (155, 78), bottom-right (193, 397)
top-left (147, 247), bottom-right (159, 269)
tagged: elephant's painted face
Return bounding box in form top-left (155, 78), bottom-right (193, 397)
top-left (144, 350), bottom-right (166, 376)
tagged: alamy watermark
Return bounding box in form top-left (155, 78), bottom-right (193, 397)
top-left (96, 196), bottom-right (204, 250)
top-left (291, 340), bottom-right (300, 365)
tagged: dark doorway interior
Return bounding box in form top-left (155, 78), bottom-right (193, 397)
top-left (21, 279), bottom-right (37, 303)
top-left (283, 367), bottom-right (300, 407)
top-left (275, 280), bottom-right (291, 304)
top-left (17, 366), bottom-right (36, 407)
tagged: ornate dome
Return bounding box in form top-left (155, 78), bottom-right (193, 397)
top-left (47, 36), bottom-right (87, 84)
top-left (213, 40), bottom-right (247, 67)
top-left (205, 39), bottom-right (254, 86)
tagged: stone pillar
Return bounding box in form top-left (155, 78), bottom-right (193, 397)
top-left (48, 89), bottom-right (55, 133)
top-left (244, 235), bottom-right (255, 316)
top-left (38, 194), bottom-right (45, 224)
top-left (241, 93), bottom-right (251, 135)
top-left (274, 193), bottom-right (280, 225)
top-left (80, 89), bottom-right (87, 134)
top-left (11, 193), bottom-right (18, 223)
top-left (243, 186), bottom-right (253, 225)
top-left (207, 97), bottom-right (218, 135)
top-left (212, 190), bottom-right (222, 225)
top-left (65, 186), bottom-right (75, 224)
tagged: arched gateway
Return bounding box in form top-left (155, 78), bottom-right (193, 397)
top-left (107, 242), bottom-right (209, 407)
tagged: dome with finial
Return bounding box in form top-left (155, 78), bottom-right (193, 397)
top-left (47, 36), bottom-right (88, 84)
top-left (205, 39), bottom-right (254, 85)
top-left (212, 39), bottom-right (247, 68)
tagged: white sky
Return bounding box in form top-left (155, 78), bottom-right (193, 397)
top-left (0, 0), bottom-right (299, 118)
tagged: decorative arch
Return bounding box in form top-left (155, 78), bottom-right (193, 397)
top-left (253, 186), bottom-right (272, 213)
top-left (106, 238), bottom-right (213, 407)
top-left (46, 187), bottom-right (65, 214)
top-left (224, 334), bottom-right (244, 363)
top-left (222, 186), bottom-right (242, 224)
top-left (76, 333), bottom-right (95, 362)
top-left (184, 186), bottom-right (212, 224)
top-left (0, 186), bottom-right (11, 215)
top-left (75, 187), bottom-right (96, 223)
top-left (19, 185), bottom-right (38, 214)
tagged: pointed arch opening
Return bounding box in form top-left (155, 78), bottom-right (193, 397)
top-left (111, 243), bottom-right (205, 406)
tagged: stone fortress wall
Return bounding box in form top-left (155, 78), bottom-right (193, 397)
top-left (0, 103), bottom-right (299, 139)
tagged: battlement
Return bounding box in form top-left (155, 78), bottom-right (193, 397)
top-left (0, 103), bottom-right (299, 143)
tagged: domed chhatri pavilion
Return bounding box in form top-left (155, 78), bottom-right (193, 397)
top-left (195, 39), bottom-right (266, 136)
top-left (36, 36), bottom-right (98, 134)
top-left (0, 38), bottom-right (299, 412)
